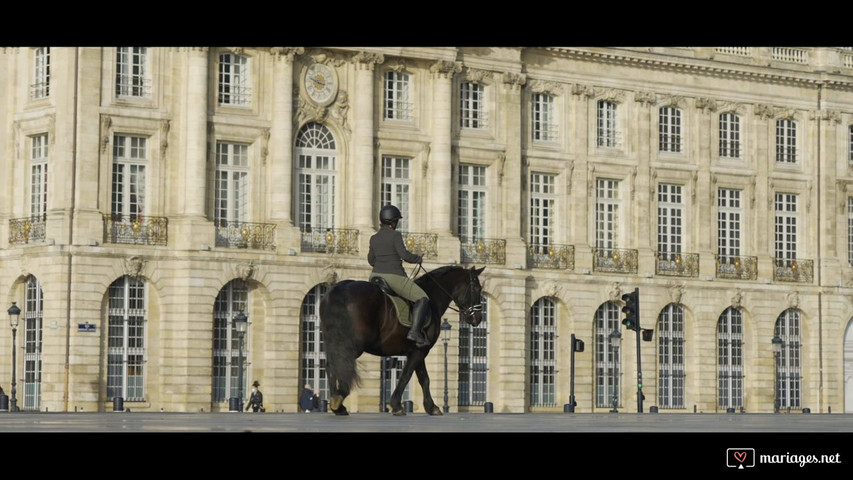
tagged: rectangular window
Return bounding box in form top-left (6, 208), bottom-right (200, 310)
top-left (381, 156), bottom-right (411, 232)
top-left (659, 107), bottom-right (682, 153)
top-left (776, 119), bottom-right (797, 163)
top-left (532, 93), bottom-right (556, 141)
top-left (111, 135), bottom-right (147, 220)
top-left (719, 112), bottom-right (741, 158)
top-left (23, 277), bottom-right (43, 411)
top-left (218, 53), bottom-right (250, 106)
top-left (658, 305), bottom-right (685, 409)
top-left (30, 134), bottom-right (48, 219)
top-left (31, 47), bottom-right (50, 99)
top-left (595, 179), bottom-right (619, 251)
top-left (774, 193), bottom-right (798, 263)
top-left (597, 100), bottom-right (618, 148)
top-left (107, 277), bottom-right (146, 402)
top-left (214, 142), bottom-right (250, 229)
top-left (595, 303), bottom-right (621, 408)
top-left (657, 184), bottom-right (683, 256)
top-left (717, 188), bottom-right (742, 261)
top-left (297, 154), bottom-right (336, 231)
top-left (383, 71), bottom-right (412, 120)
top-left (460, 82), bottom-right (486, 129)
top-left (529, 173), bottom-right (556, 252)
top-left (530, 299), bottom-right (556, 407)
top-left (116, 47), bottom-right (148, 98)
top-left (457, 164), bottom-right (487, 242)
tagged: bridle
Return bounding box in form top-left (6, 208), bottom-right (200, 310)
top-left (415, 265), bottom-right (483, 320)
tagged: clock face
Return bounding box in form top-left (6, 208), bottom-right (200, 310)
top-left (304, 63), bottom-right (337, 106)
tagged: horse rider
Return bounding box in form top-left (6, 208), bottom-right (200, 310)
top-left (368, 205), bottom-right (431, 347)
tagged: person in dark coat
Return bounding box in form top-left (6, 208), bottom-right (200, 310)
top-left (245, 380), bottom-right (264, 412)
top-left (299, 383), bottom-right (315, 412)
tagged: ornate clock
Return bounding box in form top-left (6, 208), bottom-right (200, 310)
top-left (303, 62), bottom-right (338, 107)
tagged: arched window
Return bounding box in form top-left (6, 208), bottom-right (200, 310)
top-left (458, 296), bottom-right (488, 406)
top-left (775, 309), bottom-right (802, 409)
top-left (23, 276), bottom-right (43, 411)
top-left (212, 279), bottom-right (249, 404)
top-left (295, 123), bottom-right (337, 237)
top-left (107, 276), bottom-right (146, 401)
top-left (530, 297), bottom-right (556, 407)
top-left (595, 302), bottom-right (621, 408)
top-left (717, 307), bottom-right (744, 410)
top-left (658, 303), bottom-right (685, 409)
top-left (301, 284), bottom-right (329, 401)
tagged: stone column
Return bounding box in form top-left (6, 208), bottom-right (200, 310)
top-left (351, 51), bottom-right (383, 232)
top-left (428, 60), bottom-right (460, 236)
top-left (270, 47), bottom-right (303, 250)
top-left (634, 90), bottom-right (656, 275)
top-left (499, 72), bottom-right (526, 268)
top-left (184, 47), bottom-right (208, 218)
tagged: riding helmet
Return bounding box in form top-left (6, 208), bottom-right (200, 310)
top-left (379, 205), bottom-right (403, 225)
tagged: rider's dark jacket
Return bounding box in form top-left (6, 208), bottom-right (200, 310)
top-left (367, 227), bottom-right (422, 276)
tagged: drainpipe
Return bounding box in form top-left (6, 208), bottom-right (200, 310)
top-left (63, 47), bottom-right (80, 411)
top-left (816, 79), bottom-right (824, 412)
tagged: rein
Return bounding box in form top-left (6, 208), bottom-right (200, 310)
top-left (415, 264), bottom-right (482, 319)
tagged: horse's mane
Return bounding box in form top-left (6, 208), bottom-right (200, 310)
top-left (415, 265), bottom-right (464, 284)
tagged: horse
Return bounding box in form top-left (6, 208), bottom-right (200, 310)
top-left (319, 265), bottom-right (485, 416)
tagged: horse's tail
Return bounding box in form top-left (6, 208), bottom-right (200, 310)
top-left (319, 283), bottom-right (361, 395)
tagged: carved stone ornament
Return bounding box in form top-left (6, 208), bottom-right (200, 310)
top-left (269, 47), bottom-right (304, 62)
top-left (236, 262), bottom-right (255, 281)
top-left (570, 83), bottom-right (595, 98)
top-left (125, 256), bottom-right (146, 278)
top-left (668, 282), bottom-right (685, 304)
top-left (352, 51), bottom-right (385, 70)
top-left (754, 104), bottom-right (775, 119)
top-left (322, 264), bottom-right (338, 285)
top-left (542, 280), bottom-right (563, 299)
top-left (330, 90), bottom-right (350, 134)
top-left (497, 152), bottom-right (507, 186)
top-left (160, 120), bottom-right (171, 158)
top-left (529, 79), bottom-right (563, 95)
top-left (695, 97), bottom-right (717, 112)
top-left (786, 290), bottom-right (800, 309)
top-left (501, 72), bottom-right (526, 90)
top-left (608, 282), bottom-right (622, 302)
top-left (633, 91), bottom-right (656, 106)
top-left (822, 109), bottom-right (841, 124)
top-left (465, 67), bottom-right (492, 84)
top-left (100, 116), bottom-right (112, 153)
top-left (660, 94), bottom-right (686, 108)
top-left (597, 88), bottom-right (625, 103)
top-left (429, 60), bottom-right (462, 78)
top-left (731, 289), bottom-right (743, 309)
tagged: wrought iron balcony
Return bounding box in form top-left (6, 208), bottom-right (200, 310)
top-left (592, 248), bottom-right (638, 274)
top-left (9, 215), bottom-right (46, 245)
top-left (528, 244), bottom-right (575, 270)
top-left (300, 227), bottom-right (359, 255)
top-left (400, 232), bottom-right (438, 260)
top-left (103, 214), bottom-right (168, 246)
top-left (715, 255), bottom-right (758, 280)
top-left (460, 238), bottom-right (506, 265)
top-left (773, 258), bottom-right (814, 283)
top-left (655, 252), bottom-right (699, 277)
top-left (215, 221), bottom-right (276, 251)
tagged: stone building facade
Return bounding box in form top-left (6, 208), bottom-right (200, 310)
top-left (1, 46), bottom-right (853, 414)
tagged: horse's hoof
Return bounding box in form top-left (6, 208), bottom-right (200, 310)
top-left (428, 406), bottom-right (443, 416)
top-left (392, 409), bottom-right (406, 416)
top-left (330, 395), bottom-right (343, 411)
top-left (333, 406), bottom-right (349, 416)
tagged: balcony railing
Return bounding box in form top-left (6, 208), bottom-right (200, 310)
top-left (528, 244), bottom-right (575, 270)
top-left (103, 214), bottom-right (168, 246)
top-left (301, 227), bottom-right (359, 255)
top-left (592, 248), bottom-right (638, 274)
top-left (9, 215), bottom-right (46, 245)
top-left (715, 255), bottom-right (758, 280)
top-left (460, 238), bottom-right (506, 265)
top-left (401, 232), bottom-right (438, 260)
top-left (773, 258), bottom-right (814, 283)
top-left (655, 252), bottom-right (699, 277)
top-left (215, 221), bottom-right (276, 251)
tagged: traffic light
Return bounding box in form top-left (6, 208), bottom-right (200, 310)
top-left (573, 337), bottom-right (585, 353)
top-left (621, 288), bottom-right (639, 331)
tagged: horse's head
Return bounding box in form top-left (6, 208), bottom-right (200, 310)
top-left (457, 266), bottom-right (485, 326)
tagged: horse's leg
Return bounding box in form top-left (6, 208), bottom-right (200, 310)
top-left (414, 358), bottom-right (442, 416)
top-left (328, 373), bottom-right (349, 416)
top-left (389, 357), bottom-right (418, 416)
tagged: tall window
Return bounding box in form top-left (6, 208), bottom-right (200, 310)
top-left (774, 193), bottom-right (798, 265)
top-left (458, 297), bottom-right (488, 406)
top-left (597, 100), bottom-right (618, 148)
top-left (383, 71), bottom-right (412, 121)
top-left (301, 285), bottom-right (329, 401)
top-left (596, 179), bottom-right (620, 252)
top-left (212, 280), bottom-right (249, 404)
top-left (218, 53), bottom-right (250, 106)
top-left (107, 276), bottom-right (146, 401)
top-left (532, 93), bottom-right (556, 141)
top-left (657, 184), bottom-right (683, 257)
top-left (530, 298), bottom-right (556, 407)
top-left (717, 307), bottom-right (744, 410)
top-left (529, 172), bottom-right (556, 253)
top-left (659, 106), bottom-right (682, 153)
top-left (717, 188), bottom-right (742, 262)
top-left (460, 82), bottom-right (486, 129)
top-left (595, 302), bottom-right (621, 407)
top-left (32, 47), bottom-right (50, 99)
top-left (295, 123), bottom-right (337, 233)
top-left (849, 125), bottom-right (853, 164)
top-left (112, 135), bottom-right (147, 221)
top-left (30, 134), bottom-right (48, 219)
top-left (776, 118), bottom-right (797, 163)
top-left (658, 304), bottom-right (685, 409)
top-left (116, 47), bottom-right (148, 98)
top-left (457, 164), bottom-right (487, 242)
top-left (23, 276), bottom-right (43, 411)
top-left (214, 142), bottom-right (249, 234)
top-left (775, 309), bottom-right (802, 409)
top-left (381, 156), bottom-right (411, 232)
top-left (719, 112), bottom-right (741, 158)
top-left (848, 197), bottom-right (853, 266)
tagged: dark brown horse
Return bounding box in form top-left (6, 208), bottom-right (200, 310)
top-left (319, 265), bottom-right (485, 415)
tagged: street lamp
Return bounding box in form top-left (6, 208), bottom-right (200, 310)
top-left (441, 319), bottom-right (452, 414)
top-left (772, 335), bottom-right (783, 414)
top-left (8, 302), bottom-right (20, 412)
top-left (609, 329), bottom-right (621, 413)
top-left (232, 311), bottom-right (248, 412)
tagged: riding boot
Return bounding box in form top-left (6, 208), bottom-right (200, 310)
top-left (406, 298), bottom-right (431, 347)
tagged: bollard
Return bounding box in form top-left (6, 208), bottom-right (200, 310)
top-left (321, 399), bottom-right (329, 413)
top-left (228, 397), bottom-right (241, 412)
top-left (650, 406), bottom-right (659, 413)
top-left (0, 394), bottom-right (7, 412)
top-left (726, 407), bottom-right (735, 414)
top-left (113, 397), bottom-right (124, 412)
top-left (563, 403), bottom-right (574, 413)
top-left (404, 400), bottom-right (413, 413)
top-left (484, 402), bottom-right (494, 414)
top-left (802, 408), bottom-right (811, 414)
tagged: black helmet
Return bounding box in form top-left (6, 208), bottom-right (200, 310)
top-left (379, 205), bottom-right (402, 225)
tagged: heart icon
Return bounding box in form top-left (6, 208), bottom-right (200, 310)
top-left (734, 451), bottom-right (747, 463)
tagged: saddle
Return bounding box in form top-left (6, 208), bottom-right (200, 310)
top-left (370, 277), bottom-right (430, 329)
